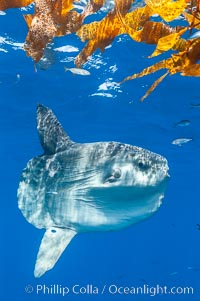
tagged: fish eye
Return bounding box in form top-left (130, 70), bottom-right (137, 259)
top-left (138, 161), bottom-right (149, 171)
top-left (104, 168), bottom-right (121, 184)
top-left (113, 168), bottom-right (121, 179)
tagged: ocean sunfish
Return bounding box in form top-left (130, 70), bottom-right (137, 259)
top-left (17, 104), bottom-right (169, 278)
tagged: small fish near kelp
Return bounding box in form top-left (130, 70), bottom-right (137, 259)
top-left (173, 120), bottom-right (191, 127)
top-left (172, 138), bottom-right (193, 146)
top-left (190, 103), bottom-right (200, 108)
top-left (64, 67), bottom-right (90, 76)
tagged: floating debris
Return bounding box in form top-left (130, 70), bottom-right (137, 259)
top-left (64, 67), bottom-right (90, 76)
top-left (197, 224), bottom-right (200, 230)
top-left (172, 138), bottom-right (192, 146)
top-left (15, 73), bottom-right (21, 84)
top-left (174, 120), bottom-right (190, 127)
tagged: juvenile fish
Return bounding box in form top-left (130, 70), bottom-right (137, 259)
top-left (189, 31), bottom-right (200, 39)
top-left (190, 103), bottom-right (200, 108)
top-left (64, 67), bottom-right (90, 75)
top-left (169, 271), bottom-right (178, 276)
top-left (172, 138), bottom-right (192, 146)
top-left (174, 120), bottom-right (190, 127)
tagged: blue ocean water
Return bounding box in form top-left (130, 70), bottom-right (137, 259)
top-left (0, 3), bottom-right (200, 301)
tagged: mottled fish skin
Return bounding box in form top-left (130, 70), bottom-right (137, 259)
top-left (17, 104), bottom-right (169, 278)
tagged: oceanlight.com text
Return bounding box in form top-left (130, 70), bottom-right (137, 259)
top-left (25, 283), bottom-right (194, 297)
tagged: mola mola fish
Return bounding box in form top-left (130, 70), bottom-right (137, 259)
top-left (18, 104), bottom-right (169, 278)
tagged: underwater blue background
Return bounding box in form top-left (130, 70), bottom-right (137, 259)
top-left (0, 3), bottom-right (200, 300)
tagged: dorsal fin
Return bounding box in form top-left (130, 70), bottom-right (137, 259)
top-left (37, 104), bottom-right (73, 155)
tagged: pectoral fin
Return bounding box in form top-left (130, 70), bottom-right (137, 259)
top-left (34, 227), bottom-right (76, 278)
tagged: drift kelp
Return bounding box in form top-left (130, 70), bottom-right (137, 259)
top-left (1, 0), bottom-right (200, 99)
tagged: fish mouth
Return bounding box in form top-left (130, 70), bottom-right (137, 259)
top-left (157, 168), bottom-right (170, 187)
top-left (162, 164), bottom-right (170, 179)
top-left (166, 171), bottom-right (170, 179)
top-left (164, 164), bottom-right (170, 180)
top-left (157, 156), bottom-right (170, 182)
top-left (154, 170), bottom-right (169, 196)
top-left (162, 172), bottom-right (170, 186)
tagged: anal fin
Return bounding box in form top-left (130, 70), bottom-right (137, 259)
top-left (34, 227), bottom-right (76, 278)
